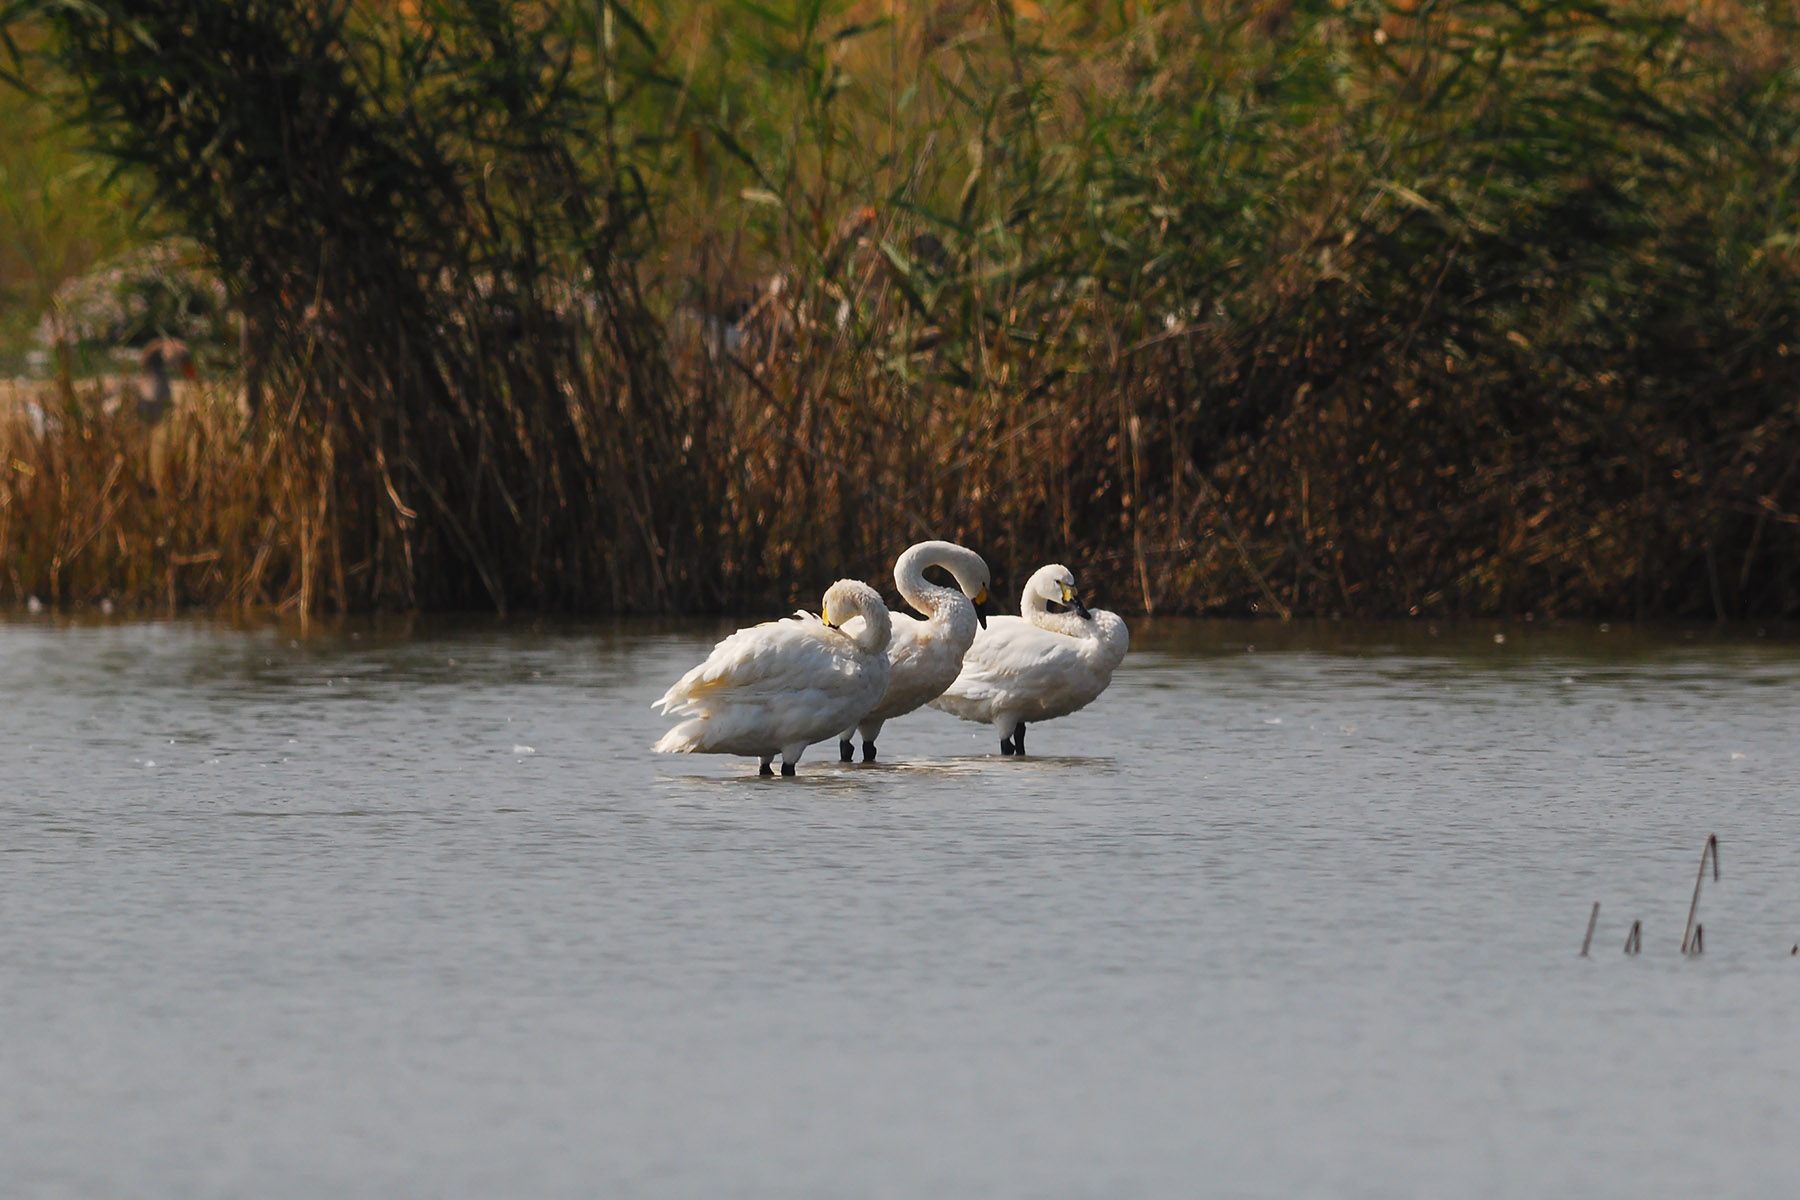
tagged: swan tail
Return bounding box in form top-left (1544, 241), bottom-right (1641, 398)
top-left (652, 672), bottom-right (731, 716)
top-left (653, 722), bottom-right (704, 754)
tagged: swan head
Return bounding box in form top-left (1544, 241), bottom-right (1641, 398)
top-left (896, 540), bottom-right (992, 627)
top-left (817, 579), bottom-right (892, 653)
top-left (1027, 563), bottom-right (1091, 620)
top-left (952, 558), bottom-right (992, 629)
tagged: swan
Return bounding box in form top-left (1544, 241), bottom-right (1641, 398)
top-left (930, 563), bottom-right (1129, 755)
top-left (834, 540), bottom-right (991, 763)
top-left (653, 579), bottom-right (892, 776)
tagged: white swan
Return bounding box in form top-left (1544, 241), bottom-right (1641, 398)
top-left (930, 563), bottom-right (1129, 755)
top-left (834, 540), bottom-right (991, 763)
top-left (653, 579), bottom-right (892, 776)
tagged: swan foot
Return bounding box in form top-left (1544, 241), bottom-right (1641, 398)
top-left (1000, 738), bottom-right (1016, 756)
top-left (862, 742), bottom-right (877, 763)
top-left (839, 739), bottom-right (854, 763)
top-left (781, 762), bottom-right (797, 777)
top-left (759, 761), bottom-right (775, 777)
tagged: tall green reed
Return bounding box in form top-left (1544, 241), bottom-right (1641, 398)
top-left (7, 0), bottom-right (709, 612)
top-left (6, 0), bottom-right (1800, 619)
top-left (653, 0), bottom-right (1800, 617)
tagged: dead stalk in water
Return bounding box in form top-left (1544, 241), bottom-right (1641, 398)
top-left (1681, 834), bottom-right (1719, 956)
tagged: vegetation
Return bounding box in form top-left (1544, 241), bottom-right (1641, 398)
top-left (0, 32), bottom-right (141, 374)
top-left (4, 0), bottom-right (1800, 620)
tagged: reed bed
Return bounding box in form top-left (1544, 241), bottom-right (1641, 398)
top-left (0, 380), bottom-right (313, 610)
top-left (4, 0), bottom-right (1800, 617)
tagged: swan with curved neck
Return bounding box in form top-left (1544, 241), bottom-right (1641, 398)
top-left (930, 563), bottom-right (1128, 755)
top-left (654, 579), bottom-right (891, 776)
top-left (835, 540), bottom-right (991, 763)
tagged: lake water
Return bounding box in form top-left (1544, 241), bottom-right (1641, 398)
top-left (3, 615), bottom-right (1798, 1198)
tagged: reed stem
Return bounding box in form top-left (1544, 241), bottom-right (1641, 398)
top-left (8, 2), bottom-right (1800, 617)
top-left (1681, 835), bottom-right (1719, 956)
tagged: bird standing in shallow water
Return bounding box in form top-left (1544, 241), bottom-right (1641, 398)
top-left (835, 540), bottom-right (990, 763)
top-left (653, 580), bottom-right (892, 776)
top-left (930, 563), bottom-right (1128, 755)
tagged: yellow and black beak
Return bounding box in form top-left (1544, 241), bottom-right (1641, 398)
top-left (973, 585), bottom-right (989, 629)
top-left (1062, 584), bottom-right (1092, 620)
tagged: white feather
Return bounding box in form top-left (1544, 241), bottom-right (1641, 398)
top-left (835, 540), bottom-right (991, 756)
top-left (931, 563), bottom-right (1128, 749)
top-left (653, 579), bottom-right (891, 772)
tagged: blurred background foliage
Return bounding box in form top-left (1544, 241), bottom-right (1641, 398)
top-left (3, 0), bottom-right (1800, 619)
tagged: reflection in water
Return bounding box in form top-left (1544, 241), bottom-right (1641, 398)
top-left (3, 615), bottom-right (1800, 1198)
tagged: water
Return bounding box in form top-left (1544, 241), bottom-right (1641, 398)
top-left (4, 615), bottom-right (1799, 1198)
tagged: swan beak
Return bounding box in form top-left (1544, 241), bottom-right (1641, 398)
top-left (819, 604), bottom-right (835, 629)
top-left (1070, 591), bottom-right (1092, 620)
top-left (973, 586), bottom-right (989, 628)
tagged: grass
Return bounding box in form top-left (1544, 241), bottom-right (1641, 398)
top-left (4, 0), bottom-right (1800, 619)
top-left (0, 380), bottom-right (311, 611)
top-left (0, 34), bottom-right (141, 374)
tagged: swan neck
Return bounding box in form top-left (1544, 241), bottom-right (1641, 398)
top-left (850, 600), bottom-right (892, 655)
top-left (1022, 590), bottom-right (1091, 639)
top-left (893, 543), bottom-right (963, 620)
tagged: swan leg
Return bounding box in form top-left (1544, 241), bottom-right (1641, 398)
top-left (859, 718), bottom-right (884, 763)
top-left (759, 755), bottom-right (775, 777)
top-left (781, 762), bottom-right (796, 776)
top-left (997, 719), bottom-right (1016, 756)
top-left (1014, 721), bottom-right (1027, 755)
top-left (839, 738), bottom-right (855, 763)
top-left (780, 744), bottom-right (804, 776)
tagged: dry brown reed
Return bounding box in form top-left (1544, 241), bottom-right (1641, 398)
top-left (653, 0), bottom-right (1800, 619)
top-left (4, 0), bottom-right (1800, 618)
top-left (0, 380), bottom-right (316, 611)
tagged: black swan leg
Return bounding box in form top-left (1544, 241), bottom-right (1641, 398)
top-left (839, 739), bottom-right (854, 763)
top-left (862, 741), bottom-right (877, 763)
top-left (1014, 722), bottom-right (1027, 755)
top-left (759, 762), bottom-right (774, 777)
top-left (1000, 738), bottom-right (1016, 755)
top-left (781, 762), bottom-right (796, 777)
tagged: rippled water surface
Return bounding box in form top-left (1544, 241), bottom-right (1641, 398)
top-left (4, 615), bottom-right (1800, 1198)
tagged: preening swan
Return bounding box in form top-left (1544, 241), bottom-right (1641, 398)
top-left (653, 580), bottom-right (892, 776)
top-left (930, 563), bottom-right (1129, 755)
top-left (834, 540), bottom-right (991, 763)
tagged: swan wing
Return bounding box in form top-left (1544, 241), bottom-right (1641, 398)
top-left (654, 615), bottom-right (890, 756)
top-left (653, 619), bottom-right (848, 717)
top-left (931, 614), bottom-right (1114, 723)
top-left (884, 611), bottom-right (934, 672)
top-left (859, 611), bottom-right (968, 722)
top-left (1089, 609), bottom-right (1131, 671)
top-left (952, 618), bottom-right (1086, 691)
